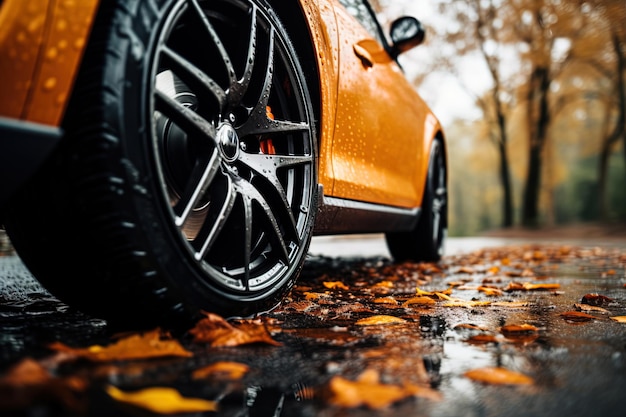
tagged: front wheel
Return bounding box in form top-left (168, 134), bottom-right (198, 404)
top-left (386, 140), bottom-right (447, 262)
top-left (5, 0), bottom-right (317, 328)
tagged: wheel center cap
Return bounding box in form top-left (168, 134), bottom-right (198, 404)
top-left (217, 124), bottom-right (239, 163)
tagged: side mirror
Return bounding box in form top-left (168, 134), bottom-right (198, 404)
top-left (389, 17), bottom-right (425, 58)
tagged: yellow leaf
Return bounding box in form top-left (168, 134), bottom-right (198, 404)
top-left (610, 316), bottom-right (626, 323)
top-left (464, 367), bottom-right (534, 386)
top-left (443, 300), bottom-right (491, 308)
top-left (355, 315), bottom-right (406, 326)
top-left (192, 361), bottom-right (249, 380)
top-left (574, 303), bottom-right (609, 314)
top-left (106, 385), bottom-right (217, 414)
top-left (323, 281), bottom-right (349, 290)
top-left (402, 296), bottom-right (436, 307)
top-left (326, 369), bottom-right (438, 409)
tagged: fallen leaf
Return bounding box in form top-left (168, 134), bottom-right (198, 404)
top-left (189, 313), bottom-right (281, 347)
top-left (303, 292), bottom-right (329, 300)
top-left (373, 297), bottom-right (398, 305)
top-left (573, 303), bottom-right (609, 314)
top-left (373, 281), bottom-right (394, 289)
top-left (49, 329), bottom-right (192, 361)
top-left (505, 282), bottom-right (560, 292)
top-left (192, 362), bottom-right (249, 380)
top-left (560, 311), bottom-right (596, 322)
top-left (326, 369), bottom-right (438, 409)
top-left (466, 334), bottom-right (500, 345)
top-left (464, 367), bottom-right (534, 386)
top-left (105, 385), bottom-right (217, 414)
top-left (355, 315), bottom-right (406, 326)
top-left (491, 301), bottom-right (531, 308)
top-left (443, 300), bottom-right (491, 308)
top-left (478, 286), bottom-right (503, 296)
top-left (610, 316), bottom-right (626, 323)
top-left (500, 324), bottom-right (539, 336)
top-left (453, 323), bottom-right (489, 331)
top-left (0, 358), bottom-right (87, 411)
top-left (402, 296), bottom-right (436, 307)
top-left (323, 281), bottom-right (349, 290)
top-left (581, 293), bottom-right (614, 306)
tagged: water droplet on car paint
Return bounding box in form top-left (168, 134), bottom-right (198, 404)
top-left (43, 77), bottom-right (57, 91)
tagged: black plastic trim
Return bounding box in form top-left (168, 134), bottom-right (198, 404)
top-left (314, 192), bottom-right (420, 235)
top-left (0, 117), bottom-right (62, 210)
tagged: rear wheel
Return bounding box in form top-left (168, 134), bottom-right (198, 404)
top-left (386, 140), bottom-right (447, 262)
top-left (5, 0), bottom-right (317, 327)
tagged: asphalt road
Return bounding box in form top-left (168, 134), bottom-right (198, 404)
top-left (1, 233), bottom-right (625, 416)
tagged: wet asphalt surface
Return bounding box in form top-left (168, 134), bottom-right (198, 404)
top-left (1, 233), bottom-right (625, 416)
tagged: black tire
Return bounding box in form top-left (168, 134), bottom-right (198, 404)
top-left (386, 140), bottom-right (447, 262)
top-left (4, 0), bottom-right (317, 328)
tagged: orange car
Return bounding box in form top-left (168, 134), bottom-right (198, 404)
top-left (0, 0), bottom-right (446, 327)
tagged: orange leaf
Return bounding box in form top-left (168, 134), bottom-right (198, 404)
top-left (581, 293), bottom-right (614, 306)
top-left (192, 362), bottom-right (249, 380)
top-left (0, 358), bottom-right (88, 411)
top-left (373, 296), bottom-right (398, 305)
top-left (610, 316), bottom-right (626, 323)
top-left (466, 334), bottom-right (500, 345)
top-left (464, 367), bottom-right (534, 386)
top-left (560, 311), bottom-right (596, 322)
top-left (323, 281), bottom-right (349, 290)
top-left (443, 299), bottom-right (491, 308)
top-left (355, 315), bottom-right (406, 326)
top-left (326, 369), bottom-right (437, 409)
top-left (48, 329), bottom-right (192, 361)
top-left (478, 286), bottom-right (503, 296)
top-left (500, 324), bottom-right (538, 336)
top-left (402, 296), bottom-right (436, 307)
top-left (453, 323), bottom-right (489, 331)
top-left (573, 303), bottom-right (609, 314)
top-left (189, 313), bottom-right (281, 347)
top-left (105, 385), bottom-right (217, 413)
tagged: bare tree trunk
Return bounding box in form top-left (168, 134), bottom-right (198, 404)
top-left (522, 66), bottom-right (551, 227)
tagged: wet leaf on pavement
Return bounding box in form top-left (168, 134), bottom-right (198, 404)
top-left (464, 367), bottom-right (534, 386)
top-left (48, 329), bottom-right (192, 361)
top-left (192, 361), bottom-right (250, 380)
top-left (573, 303), bottom-right (609, 314)
top-left (105, 385), bottom-right (217, 414)
top-left (560, 311), bottom-right (596, 322)
top-left (0, 358), bottom-right (87, 411)
top-left (323, 281), bottom-right (349, 290)
top-left (500, 324), bottom-right (539, 335)
top-left (355, 315), bottom-right (407, 326)
top-left (580, 293), bottom-right (615, 306)
top-left (326, 369), bottom-right (440, 409)
top-left (189, 312), bottom-right (281, 347)
top-left (610, 316), bottom-right (626, 323)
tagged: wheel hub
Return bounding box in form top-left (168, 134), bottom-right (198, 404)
top-left (217, 123), bottom-right (240, 163)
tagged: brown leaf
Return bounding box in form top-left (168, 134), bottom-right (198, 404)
top-left (355, 315), bottom-right (406, 326)
top-left (581, 293), bottom-right (614, 306)
top-left (573, 303), bottom-right (609, 314)
top-left (466, 335), bottom-right (500, 345)
top-left (500, 324), bottom-right (538, 336)
top-left (505, 282), bottom-right (560, 292)
top-left (443, 299), bottom-right (491, 308)
top-left (192, 361), bottom-right (249, 380)
top-left (453, 323), bottom-right (489, 331)
top-left (373, 296), bottom-right (398, 305)
top-left (560, 311), bottom-right (596, 323)
top-left (106, 385), bottom-right (217, 413)
top-left (189, 313), bottom-right (281, 347)
top-left (48, 329), bottom-right (192, 362)
top-left (323, 281), bottom-right (349, 290)
top-left (464, 367), bottom-right (534, 386)
top-left (0, 358), bottom-right (88, 411)
top-left (326, 369), bottom-right (438, 409)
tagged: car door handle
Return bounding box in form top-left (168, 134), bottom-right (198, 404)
top-left (353, 39), bottom-right (392, 68)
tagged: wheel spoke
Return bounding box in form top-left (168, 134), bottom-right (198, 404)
top-left (235, 179), bottom-right (290, 264)
top-left (238, 153), bottom-right (303, 239)
top-left (174, 148), bottom-right (221, 227)
top-left (155, 90), bottom-right (217, 144)
top-left (242, 193), bottom-right (253, 291)
top-left (195, 175), bottom-right (237, 260)
top-left (228, 4), bottom-right (257, 105)
top-left (188, 0), bottom-right (237, 85)
top-left (160, 45), bottom-right (227, 111)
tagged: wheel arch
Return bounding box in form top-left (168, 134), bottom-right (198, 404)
top-left (264, 0), bottom-right (322, 149)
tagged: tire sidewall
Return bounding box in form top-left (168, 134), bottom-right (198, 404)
top-left (111, 0), bottom-right (317, 316)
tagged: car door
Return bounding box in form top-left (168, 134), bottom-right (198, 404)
top-left (330, 0), bottom-right (431, 209)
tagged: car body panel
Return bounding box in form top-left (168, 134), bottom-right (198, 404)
top-left (0, 0), bottom-right (443, 223)
top-left (0, 0), bottom-right (98, 125)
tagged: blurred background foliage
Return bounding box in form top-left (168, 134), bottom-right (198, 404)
top-left (371, 0), bottom-right (626, 236)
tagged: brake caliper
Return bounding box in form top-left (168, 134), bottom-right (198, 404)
top-left (260, 105), bottom-right (276, 155)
